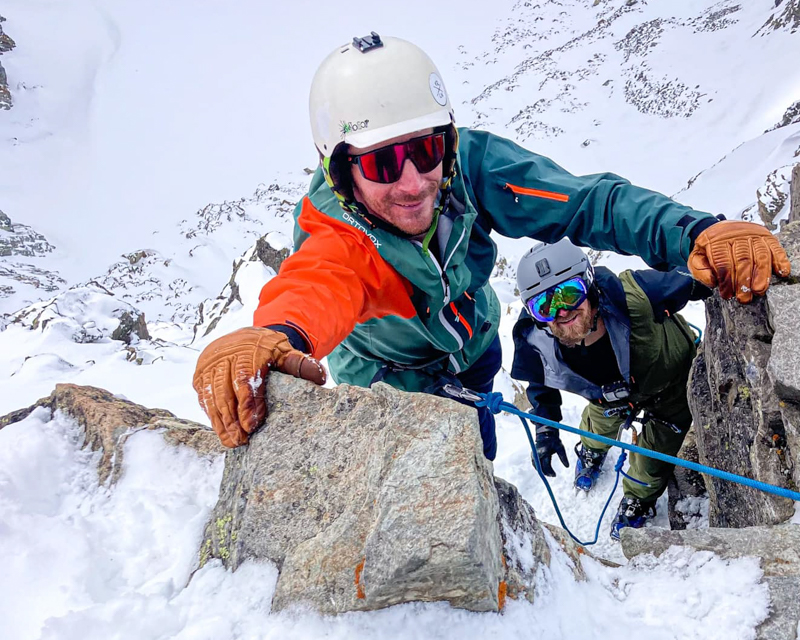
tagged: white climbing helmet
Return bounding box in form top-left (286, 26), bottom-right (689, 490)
top-left (309, 32), bottom-right (454, 156)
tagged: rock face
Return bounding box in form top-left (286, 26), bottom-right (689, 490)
top-left (621, 525), bottom-right (800, 640)
top-left (193, 235), bottom-right (289, 340)
top-left (0, 15), bottom-right (14, 109)
top-left (757, 0), bottom-right (800, 35)
top-left (0, 210), bottom-right (55, 258)
top-left (665, 427), bottom-right (707, 530)
top-left (687, 222), bottom-right (800, 528)
top-left (10, 285), bottom-right (151, 344)
top-left (199, 374), bottom-right (577, 614)
top-left (0, 384), bottom-right (223, 484)
top-left (791, 164), bottom-right (800, 224)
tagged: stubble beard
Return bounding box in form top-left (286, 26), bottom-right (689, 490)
top-left (360, 181), bottom-right (439, 236)
top-left (550, 306), bottom-right (596, 348)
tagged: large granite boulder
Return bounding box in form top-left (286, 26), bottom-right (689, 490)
top-left (687, 222), bottom-right (800, 527)
top-left (199, 374), bottom-right (586, 614)
top-left (621, 525), bottom-right (800, 640)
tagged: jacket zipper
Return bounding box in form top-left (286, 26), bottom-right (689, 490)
top-left (413, 224), bottom-right (469, 351)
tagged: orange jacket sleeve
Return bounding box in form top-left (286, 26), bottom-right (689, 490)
top-left (252, 197), bottom-right (417, 359)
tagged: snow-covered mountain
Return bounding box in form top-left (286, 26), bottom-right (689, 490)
top-left (1, 1), bottom-right (799, 638)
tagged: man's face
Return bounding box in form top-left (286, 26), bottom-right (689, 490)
top-left (546, 299), bottom-right (595, 347)
top-left (349, 129), bottom-right (443, 237)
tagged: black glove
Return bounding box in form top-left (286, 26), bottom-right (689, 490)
top-left (534, 427), bottom-right (569, 477)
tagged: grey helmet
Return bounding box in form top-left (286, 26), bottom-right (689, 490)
top-left (517, 238), bottom-right (594, 305)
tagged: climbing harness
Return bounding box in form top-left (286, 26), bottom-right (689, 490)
top-left (442, 385), bottom-right (800, 547)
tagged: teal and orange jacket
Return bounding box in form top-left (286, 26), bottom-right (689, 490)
top-left (253, 128), bottom-right (717, 392)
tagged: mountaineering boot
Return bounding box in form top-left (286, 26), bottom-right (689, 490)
top-left (610, 496), bottom-right (657, 541)
top-left (573, 443), bottom-right (607, 492)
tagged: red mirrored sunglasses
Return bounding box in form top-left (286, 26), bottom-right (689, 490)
top-left (347, 132), bottom-right (446, 184)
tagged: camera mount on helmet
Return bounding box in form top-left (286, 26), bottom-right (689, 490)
top-left (353, 32), bottom-right (383, 53)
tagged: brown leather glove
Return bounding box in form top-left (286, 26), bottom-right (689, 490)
top-left (688, 220), bottom-right (791, 303)
top-left (192, 327), bottom-right (326, 448)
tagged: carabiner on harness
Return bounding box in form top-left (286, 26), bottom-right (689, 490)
top-left (441, 384), bottom-right (483, 404)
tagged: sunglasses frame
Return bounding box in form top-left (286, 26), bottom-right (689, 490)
top-left (525, 276), bottom-right (589, 323)
top-left (347, 132), bottom-right (446, 184)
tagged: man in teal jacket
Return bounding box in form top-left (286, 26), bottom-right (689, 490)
top-left (192, 32), bottom-right (791, 459)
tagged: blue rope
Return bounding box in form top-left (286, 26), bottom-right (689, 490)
top-left (513, 408), bottom-right (622, 546)
top-left (474, 391), bottom-right (800, 545)
top-left (687, 321), bottom-right (703, 345)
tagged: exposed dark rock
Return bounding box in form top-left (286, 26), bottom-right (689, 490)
top-left (0, 15), bottom-right (14, 110)
top-left (110, 309), bottom-right (151, 344)
top-left (193, 235), bottom-right (289, 340)
top-left (767, 100), bottom-right (800, 132)
top-left (757, 0), bottom-right (800, 35)
top-left (0, 211), bottom-right (55, 257)
top-left (757, 166), bottom-right (794, 230)
top-left (687, 223), bottom-right (800, 528)
top-left (10, 285), bottom-right (151, 345)
top-left (791, 164), bottom-right (800, 223)
top-left (0, 261), bottom-right (67, 300)
top-left (666, 427), bottom-right (707, 530)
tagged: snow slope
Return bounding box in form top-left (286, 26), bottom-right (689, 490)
top-left (1, 0), bottom-right (799, 637)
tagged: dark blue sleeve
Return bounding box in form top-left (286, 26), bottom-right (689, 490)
top-left (630, 268), bottom-right (713, 322)
top-left (510, 323), bottom-right (564, 422)
top-left (525, 382), bottom-right (564, 423)
top-left (266, 324), bottom-right (311, 352)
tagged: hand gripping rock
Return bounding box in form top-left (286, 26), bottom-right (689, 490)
top-left (688, 220), bottom-right (791, 304)
top-left (192, 327), bottom-right (326, 447)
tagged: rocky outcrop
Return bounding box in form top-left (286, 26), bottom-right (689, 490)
top-left (0, 15), bottom-right (14, 109)
top-left (193, 235), bottom-right (289, 340)
top-left (791, 164), bottom-right (800, 223)
top-left (687, 222), bottom-right (800, 528)
top-left (767, 100), bottom-right (800, 132)
top-left (757, 0), bottom-right (800, 36)
top-left (0, 210), bottom-right (55, 258)
top-left (10, 285), bottom-right (151, 344)
top-left (621, 525), bottom-right (800, 640)
top-left (757, 165), bottom-right (796, 230)
top-left (0, 375), bottom-right (596, 615)
top-left (0, 384), bottom-right (223, 484)
top-left (199, 374), bottom-right (587, 615)
top-left (666, 427), bottom-right (707, 530)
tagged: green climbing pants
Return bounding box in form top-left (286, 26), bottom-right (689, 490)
top-left (579, 389), bottom-right (692, 503)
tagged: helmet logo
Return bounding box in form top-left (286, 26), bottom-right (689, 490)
top-left (429, 73), bottom-right (447, 106)
top-left (536, 258), bottom-right (551, 277)
top-left (340, 119), bottom-right (370, 139)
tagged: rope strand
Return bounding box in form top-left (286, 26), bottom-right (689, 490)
top-left (471, 390), bottom-right (800, 546)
